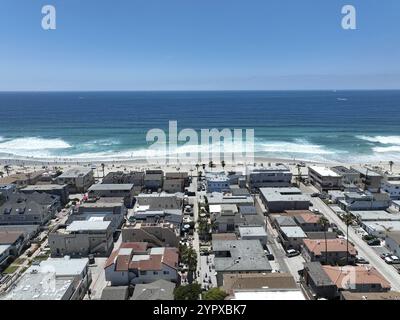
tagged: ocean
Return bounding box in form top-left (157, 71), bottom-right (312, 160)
top-left (0, 90), bottom-right (399, 163)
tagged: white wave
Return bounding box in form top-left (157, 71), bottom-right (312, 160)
top-left (257, 139), bottom-right (335, 155)
top-left (0, 137), bottom-right (71, 151)
top-left (356, 135), bottom-right (400, 145)
top-left (372, 146), bottom-right (400, 153)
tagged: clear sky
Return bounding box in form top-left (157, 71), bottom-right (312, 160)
top-left (1, 0), bottom-right (399, 90)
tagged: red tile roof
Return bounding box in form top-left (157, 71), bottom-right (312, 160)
top-left (303, 239), bottom-right (357, 256)
top-left (323, 265), bottom-right (391, 290)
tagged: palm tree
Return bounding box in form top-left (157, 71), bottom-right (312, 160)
top-left (195, 164), bottom-right (200, 175)
top-left (221, 160), bottom-right (226, 170)
top-left (202, 163), bottom-right (206, 171)
top-left (389, 160), bottom-right (394, 172)
top-left (296, 164), bottom-right (302, 186)
top-left (318, 216), bottom-right (330, 264)
top-left (101, 163), bottom-right (105, 178)
top-left (343, 213), bottom-right (353, 265)
top-left (208, 161), bottom-right (214, 170)
top-left (4, 165), bottom-right (10, 176)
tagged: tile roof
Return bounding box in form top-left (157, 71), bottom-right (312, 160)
top-left (303, 239), bottom-right (357, 256)
top-left (323, 265), bottom-right (391, 290)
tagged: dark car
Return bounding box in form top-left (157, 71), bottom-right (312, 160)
top-left (367, 239), bottom-right (381, 246)
top-left (311, 193), bottom-right (320, 198)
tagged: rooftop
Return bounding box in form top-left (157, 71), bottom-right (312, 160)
top-left (323, 265), bottom-right (390, 290)
top-left (58, 167), bottom-right (92, 178)
top-left (130, 280), bottom-right (175, 300)
top-left (22, 184), bottom-right (68, 191)
top-left (309, 166), bottom-right (341, 177)
top-left (303, 239), bottom-right (357, 255)
top-left (66, 220), bottom-right (111, 232)
top-left (101, 286), bottom-right (129, 300)
top-left (229, 290), bottom-right (305, 300)
top-left (280, 226), bottom-right (307, 238)
top-left (239, 226), bottom-right (267, 237)
top-left (0, 231), bottom-right (24, 244)
top-left (351, 210), bottom-right (400, 221)
top-left (341, 291), bottom-right (400, 300)
top-left (88, 184), bottom-right (134, 191)
top-left (386, 231), bottom-right (400, 244)
top-left (260, 187), bottom-right (309, 202)
top-left (213, 240), bottom-right (272, 272)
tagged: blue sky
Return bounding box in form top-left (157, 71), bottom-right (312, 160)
top-left (0, 0), bottom-right (399, 90)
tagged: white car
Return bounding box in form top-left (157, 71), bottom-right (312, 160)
top-left (384, 256), bottom-right (394, 264)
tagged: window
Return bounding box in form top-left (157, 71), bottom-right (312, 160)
top-left (163, 271), bottom-right (169, 275)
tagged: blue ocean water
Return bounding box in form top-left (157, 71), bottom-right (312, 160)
top-left (0, 90), bottom-right (399, 163)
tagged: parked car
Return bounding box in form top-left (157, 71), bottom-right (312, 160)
top-left (384, 256), bottom-right (394, 264)
top-left (390, 255), bottom-right (400, 264)
top-left (286, 249), bottom-right (300, 257)
top-left (311, 193), bottom-right (320, 198)
top-left (367, 239), bottom-right (381, 246)
top-left (356, 257), bottom-right (369, 264)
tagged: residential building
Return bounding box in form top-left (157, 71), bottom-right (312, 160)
top-left (144, 170), bottom-right (164, 191)
top-left (69, 197), bottom-right (127, 232)
top-left (351, 166), bottom-right (383, 192)
top-left (246, 164), bottom-right (292, 190)
top-left (0, 192), bottom-right (60, 226)
top-left (104, 242), bottom-right (179, 286)
top-left (340, 291), bottom-right (400, 300)
top-left (102, 171), bottom-right (144, 195)
top-left (278, 226), bottom-right (307, 250)
top-left (101, 286), bottom-right (130, 300)
top-left (212, 240), bottom-right (272, 286)
top-left (0, 231), bottom-right (26, 270)
top-left (163, 179), bottom-right (184, 193)
top-left (362, 221), bottom-right (400, 238)
top-left (135, 193), bottom-right (183, 210)
top-left (0, 184), bottom-right (16, 199)
top-left (385, 231), bottom-right (400, 256)
top-left (0, 171), bottom-right (45, 188)
top-left (238, 226), bottom-right (267, 246)
top-left (294, 213), bottom-right (326, 232)
top-left (207, 193), bottom-right (254, 206)
top-left (88, 183), bottom-right (135, 207)
top-left (165, 172), bottom-right (189, 186)
top-left (122, 221), bottom-right (180, 247)
top-left (21, 184), bottom-right (69, 205)
top-left (206, 173), bottom-right (230, 193)
top-left (338, 191), bottom-right (390, 212)
top-left (303, 262), bottom-right (391, 299)
top-left (260, 187), bottom-right (310, 213)
top-left (381, 172), bottom-right (400, 200)
top-left (130, 279), bottom-right (175, 300)
top-left (1, 257), bottom-right (91, 300)
top-left (390, 200), bottom-right (400, 212)
top-left (56, 167), bottom-right (94, 193)
top-left (230, 186), bottom-right (251, 197)
top-left (49, 220), bottom-right (114, 257)
top-left (351, 210), bottom-right (400, 222)
top-left (331, 166), bottom-right (361, 188)
top-left (302, 239), bottom-right (357, 265)
top-left (308, 166), bottom-right (342, 192)
top-left (130, 208), bottom-right (183, 227)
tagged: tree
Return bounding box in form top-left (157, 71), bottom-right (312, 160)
top-left (4, 165), bottom-right (10, 176)
top-left (180, 245), bottom-right (197, 282)
top-left (101, 163), bottom-right (105, 178)
top-left (318, 216), bottom-right (329, 264)
top-left (202, 163), bottom-right (206, 170)
top-left (0, 171), bottom-right (4, 178)
top-left (221, 160), bottom-right (226, 170)
top-left (389, 160), bottom-right (394, 172)
top-left (202, 288), bottom-right (228, 300)
top-left (208, 161), bottom-right (214, 170)
top-left (343, 213), bottom-right (354, 265)
top-left (296, 163), bottom-right (303, 186)
top-left (195, 164), bottom-right (200, 174)
top-left (174, 283), bottom-right (201, 300)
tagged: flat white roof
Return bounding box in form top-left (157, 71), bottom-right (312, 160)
top-left (239, 226), bottom-right (267, 237)
top-left (89, 184), bottom-right (134, 191)
top-left (309, 166), bottom-right (341, 177)
top-left (66, 220), bottom-right (111, 232)
top-left (209, 205), bottom-right (222, 213)
top-left (230, 290), bottom-right (306, 300)
top-left (280, 226), bottom-right (307, 238)
top-left (40, 257), bottom-right (88, 276)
